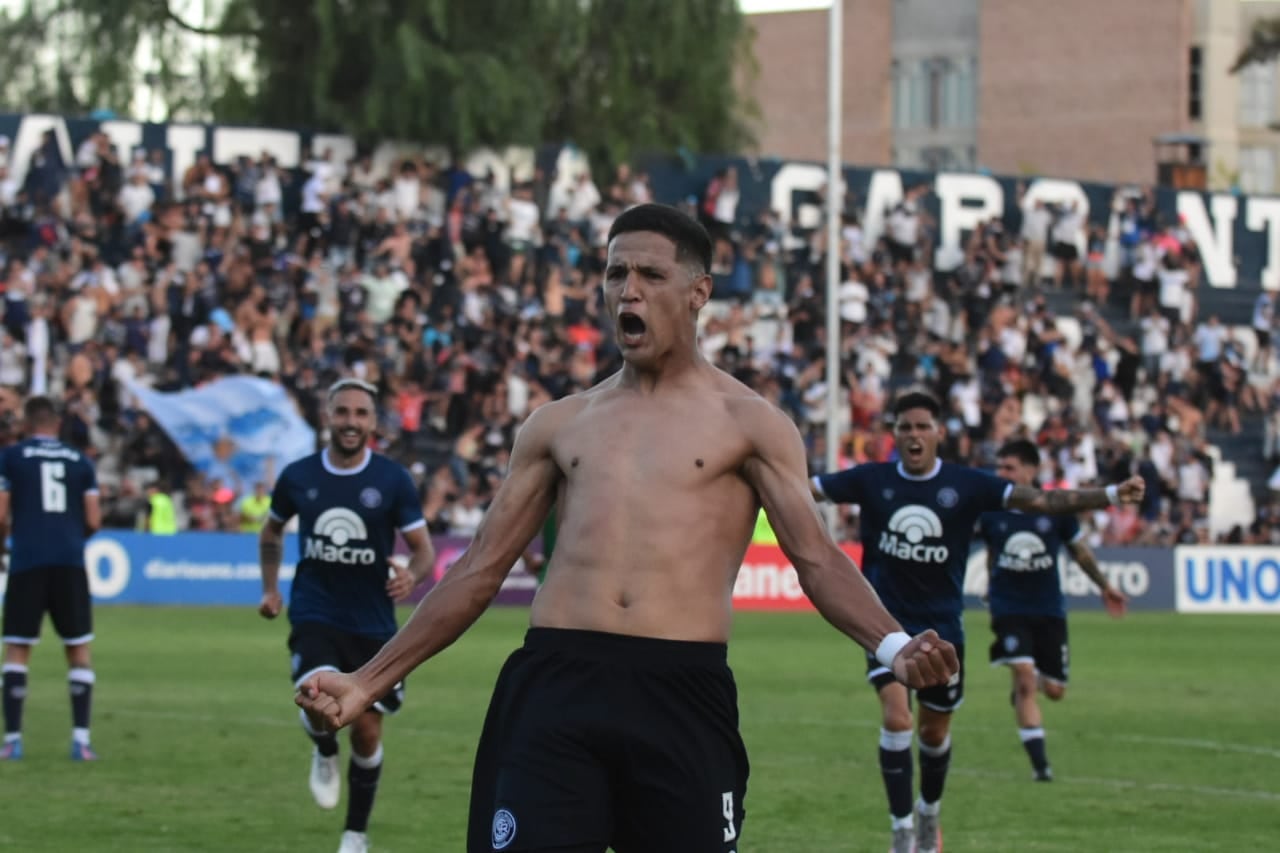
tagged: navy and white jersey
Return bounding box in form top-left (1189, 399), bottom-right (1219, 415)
top-left (978, 510), bottom-right (1083, 620)
top-left (814, 460), bottom-right (1013, 645)
top-left (0, 436), bottom-right (98, 574)
top-left (271, 448), bottom-right (426, 640)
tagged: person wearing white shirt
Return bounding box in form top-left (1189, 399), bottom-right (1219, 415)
top-left (1020, 198), bottom-right (1052, 287)
top-left (1139, 308), bottom-right (1170, 378)
top-left (117, 172), bottom-right (155, 226)
top-left (566, 173), bottom-right (602, 224)
top-left (0, 165), bottom-right (17, 206)
top-left (26, 299), bottom-right (50, 396)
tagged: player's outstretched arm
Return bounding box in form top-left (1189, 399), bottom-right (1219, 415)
top-left (740, 402), bottom-right (957, 689)
top-left (1007, 476), bottom-right (1145, 515)
top-left (1067, 539), bottom-right (1127, 618)
top-left (299, 402), bottom-right (563, 730)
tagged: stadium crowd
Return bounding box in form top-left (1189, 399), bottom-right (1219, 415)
top-left (0, 128), bottom-right (1276, 547)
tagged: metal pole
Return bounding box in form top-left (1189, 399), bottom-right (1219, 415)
top-left (823, 0), bottom-right (844, 532)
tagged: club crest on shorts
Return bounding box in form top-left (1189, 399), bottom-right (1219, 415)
top-left (492, 808), bottom-right (517, 849)
top-left (1004, 635), bottom-right (1019, 653)
top-left (937, 487), bottom-right (959, 508)
top-left (360, 487), bottom-right (382, 508)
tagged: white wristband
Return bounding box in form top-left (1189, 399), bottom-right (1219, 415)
top-left (875, 631), bottom-right (912, 670)
top-left (1105, 484), bottom-right (1119, 506)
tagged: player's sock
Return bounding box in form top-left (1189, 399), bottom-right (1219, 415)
top-left (345, 743), bottom-right (383, 833)
top-left (68, 668), bottom-right (94, 742)
top-left (1019, 727), bottom-right (1049, 773)
top-left (3, 664), bottom-right (27, 739)
top-left (299, 707), bottom-right (339, 757)
top-left (879, 728), bottom-right (915, 821)
top-left (919, 734), bottom-right (952, 805)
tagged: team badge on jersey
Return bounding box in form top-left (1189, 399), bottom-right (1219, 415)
top-left (882, 488), bottom-right (894, 501)
top-left (1036, 516), bottom-right (1053, 533)
top-left (492, 808), bottom-right (517, 849)
top-left (360, 487), bottom-right (382, 508)
top-left (937, 487), bottom-right (959, 508)
top-left (306, 488), bottom-right (318, 501)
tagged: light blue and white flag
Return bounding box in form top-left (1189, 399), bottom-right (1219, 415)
top-left (126, 376), bottom-right (316, 490)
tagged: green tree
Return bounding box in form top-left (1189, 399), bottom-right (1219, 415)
top-left (1232, 16), bottom-right (1280, 73)
top-left (0, 0), bottom-right (757, 169)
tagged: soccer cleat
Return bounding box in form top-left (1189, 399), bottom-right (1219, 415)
top-left (337, 830), bottom-right (369, 853)
top-left (1035, 766), bottom-right (1054, 782)
top-left (69, 741), bottom-right (99, 761)
top-left (889, 825), bottom-right (916, 853)
top-left (915, 804), bottom-right (942, 853)
top-left (310, 749), bottom-right (341, 809)
top-left (0, 739), bottom-right (22, 760)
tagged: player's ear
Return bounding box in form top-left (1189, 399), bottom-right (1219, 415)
top-left (690, 271), bottom-right (712, 312)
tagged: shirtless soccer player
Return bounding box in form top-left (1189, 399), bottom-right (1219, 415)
top-left (812, 392), bottom-right (1144, 853)
top-left (297, 203), bottom-right (959, 853)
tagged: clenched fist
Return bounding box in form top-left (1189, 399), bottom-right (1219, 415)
top-left (891, 630), bottom-right (960, 690)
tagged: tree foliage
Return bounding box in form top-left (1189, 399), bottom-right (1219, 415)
top-left (0, 0), bottom-right (758, 167)
top-left (1232, 17), bottom-right (1280, 73)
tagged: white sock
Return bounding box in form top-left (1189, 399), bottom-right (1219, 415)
top-left (72, 727), bottom-right (91, 746)
top-left (351, 743), bottom-right (384, 769)
top-left (891, 813), bottom-right (914, 831)
top-left (4, 732), bottom-right (19, 744)
top-left (917, 797), bottom-right (941, 816)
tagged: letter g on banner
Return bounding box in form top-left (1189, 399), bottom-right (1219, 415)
top-left (85, 537), bottom-right (131, 599)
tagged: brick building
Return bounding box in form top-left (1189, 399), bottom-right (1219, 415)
top-left (744, 0), bottom-right (1266, 189)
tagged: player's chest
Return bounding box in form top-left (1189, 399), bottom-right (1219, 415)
top-left (865, 481), bottom-right (975, 531)
top-left (554, 409), bottom-right (748, 486)
top-left (292, 481), bottom-right (388, 537)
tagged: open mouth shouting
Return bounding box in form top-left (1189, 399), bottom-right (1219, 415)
top-left (618, 311), bottom-right (647, 348)
top-left (903, 439), bottom-right (925, 465)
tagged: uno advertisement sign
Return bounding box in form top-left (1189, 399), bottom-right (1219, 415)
top-left (1176, 546), bottom-right (1280, 614)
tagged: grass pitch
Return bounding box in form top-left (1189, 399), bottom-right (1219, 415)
top-left (0, 607), bottom-right (1275, 851)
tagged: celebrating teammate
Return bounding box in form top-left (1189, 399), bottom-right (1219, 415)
top-left (297, 203), bottom-right (956, 853)
top-left (0, 395), bottom-right (102, 761)
top-left (811, 392), bottom-right (1143, 853)
top-left (978, 439), bottom-right (1127, 781)
top-left (258, 378), bottom-right (436, 853)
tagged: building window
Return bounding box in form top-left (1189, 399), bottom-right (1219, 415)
top-left (892, 56), bottom-right (976, 130)
top-left (1189, 46), bottom-right (1202, 121)
top-left (1239, 61), bottom-right (1277, 128)
top-left (1239, 146), bottom-right (1276, 193)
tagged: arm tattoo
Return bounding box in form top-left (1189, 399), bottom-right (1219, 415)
top-left (1039, 488), bottom-right (1107, 514)
top-left (1069, 543), bottom-right (1109, 592)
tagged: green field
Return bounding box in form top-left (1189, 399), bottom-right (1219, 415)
top-left (0, 607), bottom-right (1276, 852)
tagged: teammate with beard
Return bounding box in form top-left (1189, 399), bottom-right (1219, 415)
top-left (258, 378), bottom-right (436, 853)
top-left (811, 392), bottom-right (1144, 853)
top-left (978, 439), bottom-right (1127, 782)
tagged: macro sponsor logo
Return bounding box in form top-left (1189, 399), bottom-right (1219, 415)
top-left (997, 532), bottom-right (1054, 572)
top-left (304, 508), bottom-right (376, 565)
top-left (879, 505), bottom-right (948, 564)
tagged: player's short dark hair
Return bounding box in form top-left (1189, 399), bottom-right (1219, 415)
top-left (997, 439), bottom-right (1041, 467)
top-left (606, 203), bottom-right (712, 275)
top-left (892, 390), bottom-right (941, 420)
top-left (23, 395), bottom-right (58, 425)
top-left (327, 378), bottom-right (378, 407)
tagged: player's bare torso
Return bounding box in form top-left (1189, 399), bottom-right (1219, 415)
top-left (529, 367), bottom-right (768, 642)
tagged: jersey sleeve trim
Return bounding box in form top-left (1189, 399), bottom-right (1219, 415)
top-left (811, 475), bottom-right (829, 499)
top-left (268, 509), bottom-right (287, 523)
top-left (399, 518), bottom-right (427, 533)
top-left (85, 488), bottom-right (99, 495)
top-left (1069, 528), bottom-right (1088, 544)
top-left (1000, 482), bottom-right (1013, 508)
